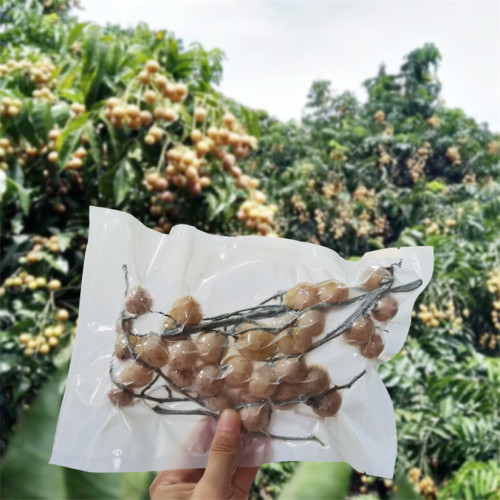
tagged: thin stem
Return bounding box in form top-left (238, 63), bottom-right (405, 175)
top-left (247, 432), bottom-right (325, 446)
top-left (324, 370), bottom-right (367, 395)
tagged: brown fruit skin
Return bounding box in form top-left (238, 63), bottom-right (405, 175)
top-left (125, 286), bottom-right (153, 315)
top-left (248, 366), bottom-right (278, 399)
top-left (223, 356), bottom-right (253, 387)
top-left (278, 328), bottom-right (313, 355)
top-left (275, 356), bottom-right (307, 383)
top-left (164, 366), bottom-right (194, 388)
top-left (169, 296), bottom-right (203, 325)
top-left (206, 394), bottom-right (233, 412)
top-left (271, 313), bottom-right (295, 332)
top-left (237, 327), bottom-right (277, 361)
top-left (168, 339), bottom-right (199, 370)
top-left (344, 316), bottom-right (375, 344)
top-left (194, 364), bottom-right (224, 397)
top-left (272, 383), bottom-right (300, 402)
top-left (300, 365), bottom-right (331, 396)
top-left (115, 333), bottom-right (139, 360)
top-left (239, 404), bottom-right (271, 432)
top-left (372, 296), bottom-right (398, 322)
top-left (108, 387), bottom-right (135, 408)
top-left (311, 391), bottom-right (343, 417)
top-left (359, 333), bottom-right (384, 359)
top-left (316, 281), bottom-right (349, 304)
top-left (115, 318), bottom-right (134, 335)
top-left (135, 335), bottom-right (169, 368)
top-left (361, 268), bottom-right (390, 291)
top-left (283, 283), bottom-right (318, 310)
top-left (196, 332), bottom-right (227, 363)
top-left (120, 360), bottom-right (154, 388)
top-left (296, 310), bottom-right (325, 337)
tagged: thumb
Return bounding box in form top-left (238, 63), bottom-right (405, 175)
top-left (199, 409), bottom-right (241, 488)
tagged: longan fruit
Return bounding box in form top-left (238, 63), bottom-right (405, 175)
top-left (344, 316), bottom-right (375, 344)
top-left (164, 365), bottom-right (194, 388)
top-left (270, 313), bottom-right (295, 332)
top-left (278, 328), bottom-right (313, 355)
top-left (283, 283), bottom-right (318, 310)
top-left (120, 360), bottom-right (154, 388)
top-left (372, 296), bottom-right (399, 322)
top-left (236, 326), bottom-right (277, 361)
top-left (296, 310), bottom-right (325, 337)
top-left (115, 333), bottom-right (139, 360)
top-left (108, 387), bottom-right (135, 408)
top-left (125, 286), bottom-right (153, 315)
top-left (135, 335), bottom-right (169, 368)
top-left (190, 129), bottom-right (203, 143)
top-left (361, 267), bottom-right (390, 291)
top-left (194, 107), bottom-right (207, 122)
top-left (196, 332), bottom-right (227, 363)
top-left (300, 365), bottom-right (331, 396)
top-left (168, 339), bottom-right (199, 370)
top-left (275, 356), bottom-right (307, 383)
top-left (222, 355), bottom-right (253, 387)
top-left (206, 394), bottom-right (233, 412)
top-left (316, 281), bottom-right (349, 304)
top-left (248, 366), bottom-right (278, 399)
top-left (311, 391), bottom-right (342, 417)
top-left (240, 404), bottom-right (271, 433)
top-left (359, 333), bottom-right (384, 359)
top-left (193, 364), bottom-right (224, 397)
top-left (169, 296), bottom-right (203, 325)
top-left (162, 316), bottom-right (176, 330)
top-left (272, 383), bottom-right (300, 402)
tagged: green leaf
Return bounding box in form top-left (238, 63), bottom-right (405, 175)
top-left (113, 160), bottom-right (133, 206)
top-left (278, 462), bottom-right (351, 500)
top-left (0, 170), bottom-right (6, 198)
top-left (32, 101), bottom-right (53, 143)
top-left (0, 367), bottom-right (68, 500)
top-left (81, 25), bottom-right (102, 76)
top-left (39, 252), bottom-right (69, 274)
top-left (56, 114), bottom-right (89, 169)
top-left (51, 103), bottom-right (71, 128)
top-left (64, 469), bottom-right (123, 500)
top-left (84, 122), bottom-right (102, 166)
top-left (6, 178), bottom-right (31, 214)
top-left (13, 103), bottom-right (39, 147)
top-left (67, 21), bottom-right (89, 46)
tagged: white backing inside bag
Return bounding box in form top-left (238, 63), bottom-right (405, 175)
top-left (50, 206), bottom-right (433, 478)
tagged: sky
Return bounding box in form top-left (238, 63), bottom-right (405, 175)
top-left (78, 0), bottom-right (500, 132)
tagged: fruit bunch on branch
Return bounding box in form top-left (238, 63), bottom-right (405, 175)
top-left (108, 262), bottom-right (422, 441)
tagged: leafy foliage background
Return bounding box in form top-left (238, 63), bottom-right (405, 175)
top-left (1, 1), bottom-right (499, 499)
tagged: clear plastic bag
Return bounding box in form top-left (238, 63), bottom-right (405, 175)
top-left (50, 206), bottom-right (433, 478)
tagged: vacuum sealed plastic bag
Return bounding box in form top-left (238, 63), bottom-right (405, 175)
top-left (50, 206), bottom-right (433, 477)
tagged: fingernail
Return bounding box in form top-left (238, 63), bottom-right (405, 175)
top-left (217, 409), bottom-right (240, 433)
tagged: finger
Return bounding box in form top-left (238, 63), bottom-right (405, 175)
top-left (152, 468), bottom-right (204, 487)
top-left (232, 466), bottom-right (260, 497)
top-left (200, 409), bottom-right (241, 487)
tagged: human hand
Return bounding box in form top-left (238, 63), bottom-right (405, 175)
top-left (150, 409), bottom-right (260, 500)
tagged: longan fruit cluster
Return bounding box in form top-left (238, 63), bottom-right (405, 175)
top-left (164, 146), bottom-right (212, 196)
top-left (1, 97), bottom-right (22, 118)
top-left (104, 98), bottom-right (153, 130)
top-left (109, 269), bottom-right (402, 433)
top-left (446, 146), bottom-right (461, 165)
top-left (110, 287), bottom-right (346, 432)
top-left (373, 110), bottom-right (386, 124)
top-left (237, 190), bottom-right (278, 236)
top-left (29, 58), bottom-right (56, 87)
top-left (32, 86), bottom-right (56, 102)
top-left (18, 318), bottom-right (66, 357)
